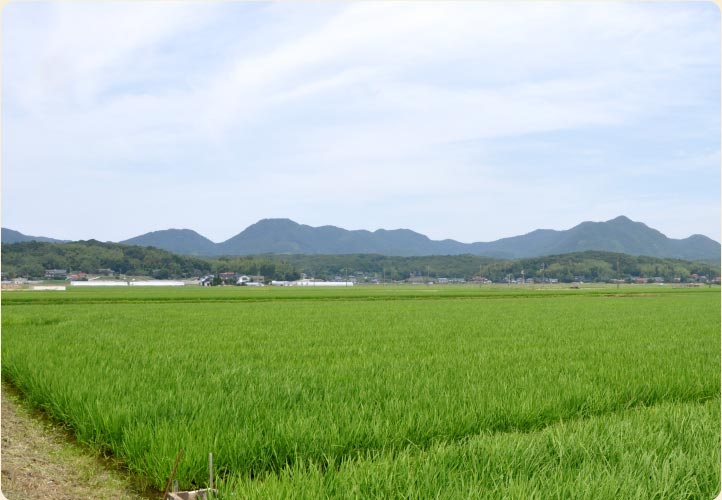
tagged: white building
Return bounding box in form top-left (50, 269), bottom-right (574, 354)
top-left (72, 281), bottom-right (127, 287)
top-left (293, 279), bottom-right (353, 287)
top-left (130, 281), bottom-right (184, 287)
top-left (71, 280), bottom-right (185, 287)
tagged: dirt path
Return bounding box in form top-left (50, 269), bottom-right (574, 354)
top-left (1, 385), bottom-right (150, 499)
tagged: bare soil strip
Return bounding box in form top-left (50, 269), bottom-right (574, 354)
top-left (1, 384), bottom-right (150, 500)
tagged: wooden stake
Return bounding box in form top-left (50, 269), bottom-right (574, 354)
top-left (163, 449), bottom-right (183, 500)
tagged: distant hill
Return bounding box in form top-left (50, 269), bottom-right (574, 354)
top-left (213, 216), bottom-right (720, 261)
top-left (216, 218), bottom-right (470, 256)
top-left (121, 229), bottom-right (218, 257)
top-left (4, 216), bottom-right (720, 261)
top-left (467, 216), bottom-right (720, 261)
top-left (1, 228), bottom-right (67, 244)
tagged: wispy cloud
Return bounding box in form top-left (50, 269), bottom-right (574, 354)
top-left (2, 2), bottom-right (719, 242)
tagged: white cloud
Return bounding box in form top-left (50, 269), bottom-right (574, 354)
top-left (2, 2), bottom-right (719, 242)
top-left (5, 3), bottom-right (220, 113)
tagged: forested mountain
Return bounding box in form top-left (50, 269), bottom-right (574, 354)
top-left (131, 216), bottom-right (722, 260)
top-left (216, 219), bottom-right (470, 256)
top-left (468, 216), bottom-right (720, 261)
top-left (3, 216), bottom-right (720, 260)
top-left (121, 229), bottom-right (218, 256)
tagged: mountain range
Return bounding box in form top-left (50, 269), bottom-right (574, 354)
top-left (1, 228), bottom-right (68, 244)
top-left (2, 216), bottom-right (719, 261)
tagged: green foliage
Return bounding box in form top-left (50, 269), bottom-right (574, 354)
top-left (474, 251), bottom-right (719, 283)
top-left (257, 252), bottom-right (719, 283)
top-left (1, 240), bottom-right (211, 279)
top-left (2, 287), bottom-right (719, 498)
top-left (2, 241), bottom-right (718, 284)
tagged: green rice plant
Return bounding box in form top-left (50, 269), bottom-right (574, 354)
top-left (221, 399), bottom-right (720, 499)
top-left (2, 287), bottom-right (719, 496)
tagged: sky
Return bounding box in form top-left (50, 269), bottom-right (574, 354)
top-left (2, 1), bottom-right (720, 244)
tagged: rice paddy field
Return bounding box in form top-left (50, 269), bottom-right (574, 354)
top-left (2, 285), bottom-right (720, 499)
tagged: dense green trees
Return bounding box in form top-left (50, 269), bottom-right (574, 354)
top-left (2, 241), bottom-right (212, 279)
top-left (474, 251), bottom-right (717, 283)
top-left (234, 252), bottom-right (718, 283)
top-left (2, 241), bottom-right (718, 283)
top-left (1, 242), bottom-right (301, 281)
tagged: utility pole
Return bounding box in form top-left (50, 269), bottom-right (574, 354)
top-left (709, 264), bottom-right (712, 288)
top-left (541, 263), bottom-right (545, 287)
top-left (616, 256), bottom-right (620, 289)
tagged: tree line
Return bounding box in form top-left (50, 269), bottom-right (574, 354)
top-left (1, 241), bottom-right (299, 281)
top-left (1, 241), bottom-right (718, 283)
top-left (260, 251), bottom-right (718, 283)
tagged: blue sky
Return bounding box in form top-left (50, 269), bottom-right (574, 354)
top-left (2, 1), bottom-right (719, 243)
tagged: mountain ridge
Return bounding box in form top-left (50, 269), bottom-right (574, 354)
top-left (1, 228), bottom-right (68, 244)
top-left (121, 228), bottom-right (217, 257)
top-left (2, 216), bottom-right (719, 261)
